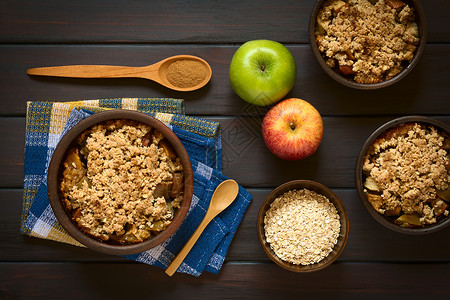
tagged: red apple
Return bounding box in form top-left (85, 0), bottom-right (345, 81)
top-left (262, 98), bottom-right (323, 160)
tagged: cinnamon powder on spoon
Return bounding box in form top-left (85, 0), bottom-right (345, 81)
top-left (166, 59), bottom-right (208, 88)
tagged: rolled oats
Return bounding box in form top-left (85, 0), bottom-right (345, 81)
top-left (264, 189), bottom-right (341, 265)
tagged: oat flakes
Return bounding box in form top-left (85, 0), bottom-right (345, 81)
top-left (264, 189), bottom-right (341, 265)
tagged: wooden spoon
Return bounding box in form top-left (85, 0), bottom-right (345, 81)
top-left (165, 179), bottom-right (239, 276)
top-left (26, 55), bottom-right (212, 92)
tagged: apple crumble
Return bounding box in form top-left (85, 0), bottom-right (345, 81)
top-left (59, 119), bottom-right (184, 244)
top-left (264, 189), bottom-right (340, 265)
top-left (315, 0), bottom-right (420, 83)
top-left (362, 123), bottom-right (450, 227)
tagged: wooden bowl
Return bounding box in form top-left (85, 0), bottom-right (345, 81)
top-left (355, 116), bottom-right (450, 234)
top-left (257, 180), bottom-right (349, 272)
top-left (308, 0), bottom-right (426, 89)
top-left (47, 110), bottom-right (194, 255)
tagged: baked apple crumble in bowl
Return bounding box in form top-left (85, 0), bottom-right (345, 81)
top-left (47, 110), bottom-right (193, 255)
top-left (309, 0), bottom-right (426, 89)
top-left (356, 116), bottom-right (450, 234)
top-left (257, 180), bottom-right (349, 272)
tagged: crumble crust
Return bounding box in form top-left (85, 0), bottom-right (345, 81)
top-left (315, 0), bottom-right (419, 84)
top-left (60, 119), bottom-right (184, 244)
top-left (363, 123), bottom-right (449, 225)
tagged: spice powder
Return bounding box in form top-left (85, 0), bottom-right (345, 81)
top-left (166, 59), bottom-right (208, 88)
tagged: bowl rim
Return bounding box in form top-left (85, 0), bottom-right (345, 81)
top-left (257, 180), bottom-right (349, 273)
top-left (308, 0), bottom-right (427, 90)
top-left (47, 109), bottom-right (194, 255)
top-left (355, 116), bottom-right (450, 234)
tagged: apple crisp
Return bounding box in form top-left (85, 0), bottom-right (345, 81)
top-left (362, 123), bottom-right (450, 227)
top-left (59, 119), bottom-right (184, 244)
top-left (264, 189), bottom-right (340, 265)
top-left (315, 0), bottom-right (419, 83)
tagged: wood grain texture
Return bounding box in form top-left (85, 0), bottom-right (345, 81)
top-left (1, 0), bottom-right (450, 297)
top-left (0, 262), bottom-right (449, 299)
top-left (1, 0), bottom-right (448, 44)
top-left (4, 116), bottom-right (449, 188)
top-left (2, 45), bottom-right (450, 116)
top-left (0, 118), bottom-right (25, 188)
top-left (3, 188), bottom-right (450, 262)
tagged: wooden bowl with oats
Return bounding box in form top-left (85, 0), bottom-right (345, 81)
top-left (257, 180), bottom-right (349, 272)
top-left (47, 110), bottom-right (194, 255)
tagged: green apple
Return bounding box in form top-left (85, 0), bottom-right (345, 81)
top-left (229, 39), bottom-right (297, 106)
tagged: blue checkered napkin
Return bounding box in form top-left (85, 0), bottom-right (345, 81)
top-left (127, 161), bottom-right (251, 276)
top-left (23, 105), bottom-right (252, 276)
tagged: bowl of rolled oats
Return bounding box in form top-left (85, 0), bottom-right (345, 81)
top-left (356, 116), bottom-right (450, 234)
top-left (257, 180), bottom-right (349, 272)
top-left (309, 0), bottom-right (426, 89)
top-left (47, 110), bottom-right (194, 255)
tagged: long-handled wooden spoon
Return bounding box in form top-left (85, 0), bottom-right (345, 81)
top-left (26, 55), bottom-right (212, 92)
top-left (165, 179), bottom-right (239, 276)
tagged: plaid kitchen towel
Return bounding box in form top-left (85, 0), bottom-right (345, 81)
top-left (21, 98), bottom-right (252, 276)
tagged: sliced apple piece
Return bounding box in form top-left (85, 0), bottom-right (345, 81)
top-left (316, 16), bottom-right (328, 35)
top-left (142, 130), bottom-right (153, 146)
top-left (153, 182), bottom-right (173, 199)
top-left (149, 220), bottom-right (165, 232)
top-left (345, 50), bottom-right (355, 60)
top-left (339, 63), bottom-right (355, 75)
top-left (72, 208), bottom-right (81, 222)
top-left (123, 232), bottom-right (140, 243)
top-left (395, 213), bottom-right (423, 228)
top-left (169, 172), bottom-right (184, 198)
top-left (330, 0), bottom-right (347, 13)
top-left (384, 0), bottom-right (406, 10)
top-left (431, 199), bottom-right (449, 217)
top-left (76, 175), bottom-right (92, 189)
top-left (159, 139), bottom-right (177, 160)
top-left (364, 176), bottom-right (381, 192)
top-left (366, 193), bottom-right (384, 211)
top-left (437, 185), bottom-right (450, 202)
top-left (442, 138), bottom-right (450, 151)
top-left (137, 229), bottom-right (151, 240)
top-left (65, 147), bottom-right (84, 170)
top-left (385, 206), bottom-right (401, 216)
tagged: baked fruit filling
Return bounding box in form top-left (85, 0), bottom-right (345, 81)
top-left (362, 123), bottom-right (450, 228)
top-left (59, 119), bottom-right (184, 244)
top-left (315, 0), bottom-right (419, 84)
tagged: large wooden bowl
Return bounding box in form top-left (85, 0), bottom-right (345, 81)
top-left (47, 110), bottom-right (193, 255)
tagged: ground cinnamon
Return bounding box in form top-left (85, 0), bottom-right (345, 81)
top-left (166, 59), bottom-right (208, 88)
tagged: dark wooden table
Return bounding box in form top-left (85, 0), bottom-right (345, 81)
top-left (1, 0), bottom-right (449, 298)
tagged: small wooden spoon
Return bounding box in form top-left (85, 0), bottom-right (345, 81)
top-left (26, 55), bottom-right (212, 92)
top-left (165, 179), bottom-right (239, 276)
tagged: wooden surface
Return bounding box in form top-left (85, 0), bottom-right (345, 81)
top-left (1, 0), bottom-right (449, 299)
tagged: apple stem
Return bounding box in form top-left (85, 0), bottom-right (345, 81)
top-left (260, 65), bottom-right (266, 72)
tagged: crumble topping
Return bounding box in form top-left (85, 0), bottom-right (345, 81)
top-left (315, 0), bottom-right (419, 83)
top-left (363, 123), bottom-right (450, 226)
top-left (59, 119), bottom-right (184, 244)
top-left (264, 189), bottom-right (341, 266)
